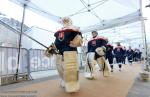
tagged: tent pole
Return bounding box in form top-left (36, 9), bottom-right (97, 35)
top-left (139, 0), bottom-right (149, 70)
top-left (16, 4), bottom-right (26, 80)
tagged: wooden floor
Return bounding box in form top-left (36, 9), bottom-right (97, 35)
top-left (0, 63), bottom-right (142, 97)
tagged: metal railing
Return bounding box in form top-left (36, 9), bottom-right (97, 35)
top-left (0, 46), bottom-right (28, 76)
top-left (29, 49), bottom-right (56, 72)
top-left (0, 46), bottom-right (85, 77)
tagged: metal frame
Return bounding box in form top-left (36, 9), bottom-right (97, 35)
top-left (16, 3), bottom-right (27, 80)
top-left (0, 46), bottom-right (29, 76)
top-left (139, 0), bottom-right (149, 66)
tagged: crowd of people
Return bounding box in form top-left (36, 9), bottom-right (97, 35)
top-left (107, 42), bottom-right (142, 72)
top-left (45, 17), bottom-right (143, 92)
top-left (86, 31), bottom-right (142, 73)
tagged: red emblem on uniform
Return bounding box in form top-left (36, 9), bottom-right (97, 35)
top-left (58, 31), bottom-right (64, 41)
top-left (92, 40), bottom-right (96, 46)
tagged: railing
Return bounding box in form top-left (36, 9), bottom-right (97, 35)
top-left (0, 46), bottom-right (85, 77)
top-left (29, 49), bottom-right (56, 72)
top-left (0, 46), bottom-right (28, 76)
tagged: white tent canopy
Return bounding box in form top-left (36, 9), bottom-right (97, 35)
top-left (9, 0), bottom-right (140, 28)
top-left (0, 0), bottom-right (149, 49)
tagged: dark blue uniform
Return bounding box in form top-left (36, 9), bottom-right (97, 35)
top-left (54, 29), bottom-right (82, 55)
top-left (136, 51), bottom-right (142, 61)
top-left (133, 49), bottom-right (142, 61)
top-left (114, 46), bottom-right (124, 69)
top-left (122, 48), bottom-right (127, 64)
top-left (87, 37), bottom-right (107, 59)
top-left (88, 37), bottom-right (107, 52)
top-left (126, 49), bottom-right (134, 64)
top-left (106, 44), bottom-right (114, 64)
top-left (106, 44), bottom-right (114, 71)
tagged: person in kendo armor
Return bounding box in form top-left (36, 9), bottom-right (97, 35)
top-left (133, 49), bottom-right (137, 62)
top-left (54, 27), bottom-right (82, 55)
top-left (122, 46), bottom-right (127, 65)
top-left (114, 42), bottom-right (124, 71)
top-left (45, 17), bottom-right (82, 93)
top-left (85, 31), bottom-right (110, 79)
top-left (136, 49), bottom-right (142, 62)
top-left (133, 48), bottom-right (142, 62)
top-left (126, 46), bottom-right (134, 65)
top-left (106, 43), bottom-right (114, 72)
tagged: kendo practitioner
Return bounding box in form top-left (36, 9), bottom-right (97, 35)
top-left (126, 46), bottom-right (134, 65)
top-left (85, 31), bottom-right (110, 79)
top-left (136, 49), bottom-right (142, 62)
top-left (45, 17), bottom-right (82, 93)
top-left (122, 46), bottom-right (127, 65)
top-left (106, 43), bottom-right (114, 72)
top-left (114, 42), bottom-right (124, 71)
top-left (134, 49), bottom-right (138, 61)
top-left (133, 49), bottom-right (137, 61)
top-left (134, 49), bottom-right (142, 62)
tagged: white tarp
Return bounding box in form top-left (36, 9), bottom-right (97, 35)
top-left (9, 0), bottom-right (140, 28)
top-left (1, 0), bottom-right (149, 48)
